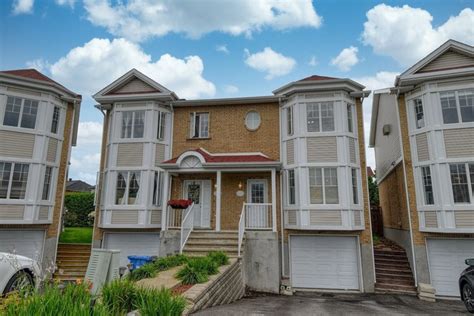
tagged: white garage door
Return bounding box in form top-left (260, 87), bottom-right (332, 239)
top-left (0, 230), bottom-right (45, 261)
top-left (427, 239), bottom-right (474, 297)
top-left (290, 236), bottom-right (360, 290)
top-left (103, 233), bottom-right (160, 267)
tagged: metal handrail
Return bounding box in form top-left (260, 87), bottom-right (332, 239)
top-left (237, 203), bottom-right (245, 257)
top-left (180, 203), bottom-right (195, 254)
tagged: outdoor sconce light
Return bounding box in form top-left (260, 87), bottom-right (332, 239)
top-left (238, 182), bottom-right (243, 190)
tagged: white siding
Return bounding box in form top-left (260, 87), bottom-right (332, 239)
top-left (424, 211), bottom-right (438, 228)
top-left (111, 211), bottom-right (139, 224)
top-left (415, 133), bottom-right (430, 161)
top-left (309, 210), bottom-right (342, 226)
top-left (348, 138), bottom-right (356, 163)
top-left (112, 78), bottom-right (157, 94)
top-left (0, 205), bottom-right (25, 220)
top-left (455, 211), bottom-right (474, 228)
top-left (306, 137), bottom-right (337, 162)
top-left (116, 143), bottom-right (144, 167)
top-left (46, 138), bottom-right (58, 163)
top-left (155, 143), bottom-right (166, 165)
top-left (418, 50), bottom-right (474, 73)
top-left (0, 130), bottom-right (35, 158)
top-left (443, 128), bottom-right (474, 158)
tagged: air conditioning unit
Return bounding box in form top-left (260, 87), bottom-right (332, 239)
top-left (85, 249), bottom-right (120, 294)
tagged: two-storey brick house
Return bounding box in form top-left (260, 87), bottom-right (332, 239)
top-left (369, 40), bottom-right (474, 297)
top-left (0, 69), bottom-right (81, 271)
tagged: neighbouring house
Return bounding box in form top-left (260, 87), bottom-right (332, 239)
top-left (66, 179), bottom-right (94, 193)
top-left (369, 39), bottom-right (474, 297)
top-left (0, 69), bottom-right (81, 271)
top-left (92, 69), bottom-right (374, 293)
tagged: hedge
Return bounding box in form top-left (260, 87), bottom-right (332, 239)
top-left (63, 192), bottom-right (95, 227)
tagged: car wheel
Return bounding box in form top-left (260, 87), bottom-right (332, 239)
top-left (463, 283), bottom-right (474, 313)
top-left (3, 270), bottom-right (34, 295)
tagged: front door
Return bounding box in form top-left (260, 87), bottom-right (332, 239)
top-left (183, 180), bottom-right (211, 228)
top-left (246, 179), bottom-right (268, 228)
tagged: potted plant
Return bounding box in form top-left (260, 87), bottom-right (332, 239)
top-left (167, 199), bottom-right (193, 209)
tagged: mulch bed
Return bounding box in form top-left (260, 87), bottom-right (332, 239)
top-left (171, 283), bottom-right (193, 295)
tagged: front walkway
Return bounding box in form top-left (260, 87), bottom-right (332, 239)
top-left (194, 292), bottom-right (468, 315)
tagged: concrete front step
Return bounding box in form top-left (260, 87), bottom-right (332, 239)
top-left (185, 240), bottom-right (240, 248)
top-left (184, 245), bottom-right (239, 253)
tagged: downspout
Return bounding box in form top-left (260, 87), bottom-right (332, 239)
top-left (394, 88), bottom-right (418, 286)
top-left (278, 96), bottom-right (286, 278)
top-left (93, 104), bottom-right (107, 248)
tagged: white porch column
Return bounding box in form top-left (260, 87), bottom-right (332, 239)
top-left (161, 171), bottom-right (170, 230)
top-left (271, 169), bottom-right (277, 232)
top-left (216, 171), bottom-right (222, 232)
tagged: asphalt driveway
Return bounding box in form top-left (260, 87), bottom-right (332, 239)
top-left (195, 292), bottom-right (468, 315)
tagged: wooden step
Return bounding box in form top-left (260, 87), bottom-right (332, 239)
top-left (375, 283), bottom-right (417, 295)
top-left (375, 267), bottom-right (412, 274)
top-left (376, 271), bottom-right (414, 280)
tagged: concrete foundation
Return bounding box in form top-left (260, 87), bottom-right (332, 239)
top-left (413, 244), bottom-right (431, 285)
top-left (42, 237), bottom-right (58, 274)
top-left (360, 244), bottom-right (375, 293)
top-left (243, 231), bottom-right (280, 294)
top-left (160, 230), bottom-right (181, 256)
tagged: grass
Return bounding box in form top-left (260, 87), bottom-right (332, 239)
top-left (59, 227), bottom-right (93, 244)
top-left (175, 252), bottom-right (229, 285)
top-left (128, 254), bottom-right (189, 281)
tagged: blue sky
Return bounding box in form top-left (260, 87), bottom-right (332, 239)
top-left (1, 0), bottom-right (473, 184)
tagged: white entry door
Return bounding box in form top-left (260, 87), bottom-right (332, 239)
top-left (184, 180), bottom-right (211, 228)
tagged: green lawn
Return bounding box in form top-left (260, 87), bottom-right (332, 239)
top-left (59, 227), bottom-right (93, 244)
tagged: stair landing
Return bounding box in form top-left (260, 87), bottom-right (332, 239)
top-left (374, 238), bottom-right (417, 295)
top-left (182, 230), bottom-right (242, 257)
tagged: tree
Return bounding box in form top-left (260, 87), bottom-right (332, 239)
top-left (368, 175), bottom-right (379, 206)
top-left (63, 192), bottom-right (95, 227)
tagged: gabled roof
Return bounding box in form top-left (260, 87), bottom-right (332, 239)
top-left (93, 68), bottom-right (178, 103)
top-left (395, 39), bottom-right (474, 87)
top-left (273, 74), bottom-right (369, 97)
top-left (66, 179), bottom-right (94, 192)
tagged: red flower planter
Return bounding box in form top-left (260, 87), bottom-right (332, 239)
top-left (168, 199), bottom-right (193, 209)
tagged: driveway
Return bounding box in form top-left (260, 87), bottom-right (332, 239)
top-left (194, 292), bottom-right (468, 315)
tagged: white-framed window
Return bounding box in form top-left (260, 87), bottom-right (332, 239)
top-left (413, 98), bottom-right (425, 129)
top-left (307, 102), bottom-right (335, 132)
top-left (190, 112), bottom-right (209, 138)
top-left (157, 111), bottom-right (166, 141)
top-left (3, 96), bottom-right (38, 129)
top-left (152, 171), bottom-right (164, 206)
top-left (121, 110), bottom-right (145, 138)
top-left (245, 111), bottom-right (261, 131)
top-left (440, 89), bottom-right (474, 124)
top-left (421, 166), bottom-right (434, 205)
top-left (287, 169), bottom-right (295, 205)
top-left (0, 162), bottom-right (29, 200)
top-left (309, 167), bottom-right (338, 204)
top-left (287, 107), bottom-right (293, 136)
top-left (351, 168), bottom-right (359, 204)
top-left (449, 163), bottom-right (473, 204)
top-left (51, 106), bottom-right (61, 134)
top-left (42, 166), bottom-right (53, 200)
top-left (247, 179), bottom-right (267, 204)
top-left (347, 104), bottom-right (354, 133)
top-left (115, 171), bottom-right (141, 205)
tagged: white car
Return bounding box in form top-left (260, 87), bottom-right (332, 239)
top-left (0, 252), bottom-right (41, 295)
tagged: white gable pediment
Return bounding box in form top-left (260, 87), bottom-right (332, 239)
top-left (107, 77), bottom-right (159, 95)
top-left (416, 49), bottom-right (474, 73)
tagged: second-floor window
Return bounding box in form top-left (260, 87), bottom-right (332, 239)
top-left (3, 96), bottom-right (38, 129)
top-left (414, 98), bottom-right (425, 129)
top-left (51, 106), bottom-right (60, 134)
top-left (288, 169), bottom-right (295, 205)
top-left (309, 167), bottom-right (339, 204)
top-left (157, 111), bottom-right (166, 141)
top-left (307, 102), bottom-right (335, 132)
top-left (42, 166), bottom-right (53, 200)
top-left (287, 107), bottom-right (293, 136)
top-left (347, 104), bottom-right (354, 133)
top-left (116, 171), bottom-right (141, 205)
top-left (351, 168), bottom-right (359, 204)
top-left (0, 162), bottom-right (29, 199)
top-left (421, 166), bottom-right (434, 205)
top-left (449, 163), bottom-right (473, 204)
top-left (121, 111), bottom-right (145, 139)
top-left (190, 112), bottom-right (209, 138)
top-left (440, 89), bottom-right (474, 124)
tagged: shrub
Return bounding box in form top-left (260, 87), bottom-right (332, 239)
top-left (128, 263), bottom-right (158, 281)
top-left (64, 192), bottom-right (95, 227)
top-left (135, 287), bottom-right (186, 316)
top-left (189, 257), bottom-right (218, 275)
top-left (152, 254), bottom-right (189, 271)
top-left (176, 265), bottom-right (208, 285)
top-left (207, 251), bottom-right (229, 266)
top-left (101, 279), bottom-right (137, 315)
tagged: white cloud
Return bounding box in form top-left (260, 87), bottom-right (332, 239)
top-left (353, 71), bottom-right (400, 169)
top-left (216, 45), bottom-right (229, 54)
top-left (308, 56), bottom-right (318, 67)
top-left (12, 0), bottom-right (34, 14)
top-left (48, 38), bottom-right (215, 99)
top-left (26, 58), bottom-right (51, 73)
top-left (55, 0), bottom-right (76, 7)
top-left (331, 46), bottom-right (359, 71)
top-left (244, 47), bottom-right (296, 80)
top-left (83, 0), bottom-right (322, 41)
top-left (223, 84), bottom-right (239, 94)
top-left (70, 152), bottom-right (101, 185)
top-left (362, 5), bottom-right (474, 65)
top-left (77, 121), bottom-right (103, 145)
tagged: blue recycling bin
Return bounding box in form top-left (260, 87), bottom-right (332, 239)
top-left (127, 255), bottom-right (154, 270)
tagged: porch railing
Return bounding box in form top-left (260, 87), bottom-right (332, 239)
top-left (167, 206), bottom-right (184, 229)
top-left (244, 203), bottom-right (273, 230)
top-left (238, 203), bottom-right (245, 257)
top-left (180, 203), bottom-right (195, 254)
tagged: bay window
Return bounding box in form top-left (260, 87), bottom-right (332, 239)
top-left (287, 107), bottom-right (293, 136)
top-left (288, 169), bottom-right (295, 205)
top-left (351, 168), bottom-right (359, 204)
top-left (51, 106), bottom-right (60, 134)
top-left (413, 98), bottom-right (425, 129)
top-left (309, 167), bottom-right (338, 204)
top-left (115, 171), bottom-right (141, 205)
top-left (121, 111), bottom-right (145, 138)
top-left (440, 89), bottom-right (474, 124)
top-left (42, 166), bottom-right (53, 200)
top-left (421, 166), bottom-right (434, 205)
top-left (0, 162), bottom-right (29, 199)
top-left (157, 111), bottom-right (166, 141)
top-left (449, 163), bottom-right (473, 203)
top-left (347, 104), bottom-right (354, 133)
top-left (307, 102), bottom-right (334, 132)
top-left (190, 112), bottom-right (209, 138)
top-left (152, 171), bottom-right (163, 206)
top-left (3, 96), bottom-right (38, 129)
